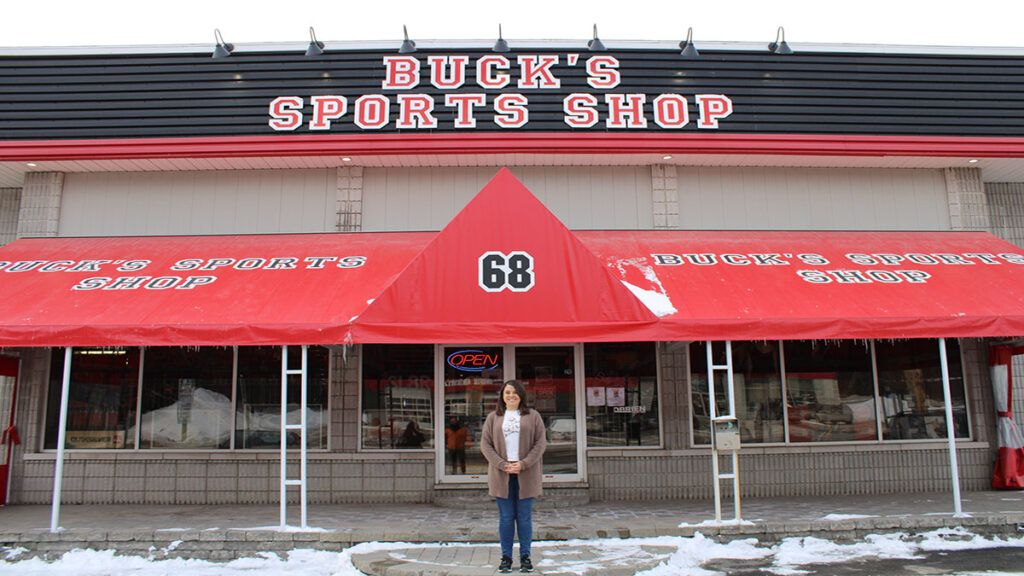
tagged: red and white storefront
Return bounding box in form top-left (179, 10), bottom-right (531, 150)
top-left (2, 36), bottom-right (1024, 520)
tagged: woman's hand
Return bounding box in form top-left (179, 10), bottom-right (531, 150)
top-left (505, 461), bottom-right (522, 475)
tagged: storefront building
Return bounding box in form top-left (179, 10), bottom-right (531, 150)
top-left (2, 33), bottom-right (1024, 509)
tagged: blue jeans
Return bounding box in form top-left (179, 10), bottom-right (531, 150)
top-left (495, 474), bottom-right (533, 558)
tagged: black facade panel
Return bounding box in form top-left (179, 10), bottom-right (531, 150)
top-left (2, 48), bottom-right (1024, 140)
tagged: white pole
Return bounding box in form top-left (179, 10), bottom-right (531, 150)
top-left (300, 345), bottom-right (308, 529)
top-left (938, 338), bottom-right (963, 515)
top-left (50, 347), bottom-right (72, 533)
top-left (280, 345), bottom-right (287, 530)
top-left (706, 342), bottom-right (721, 523)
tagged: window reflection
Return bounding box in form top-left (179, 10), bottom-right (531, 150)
top-left (45, 348), bottom-right (139, 449)
top-left (235, 346), bottom-right (329, 449)
top-left (361, 344), bottom-right (434, 450)
top-left (877, 339), bottom-right (968, 440)
top-left (584, 342), bottom-right (659, 447)
top-left (784, 340), bottom-right (877, 443)
top-left (139, 347), bottom-right (234, 449)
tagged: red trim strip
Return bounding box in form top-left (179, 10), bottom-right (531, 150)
top-left (4, 133), bottom-right (1024, 161)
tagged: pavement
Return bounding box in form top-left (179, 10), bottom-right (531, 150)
top-left (1, 491), bottom-right (1023, 575)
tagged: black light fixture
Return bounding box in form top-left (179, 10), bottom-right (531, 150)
top-left (399, 25), bottom-right (416, 54)
top-left (679, 27), bottom-right (698, 58)
top-left (587, 24), bottom-right (606, 51)
top-left (306, 27), bottom-right (325, 57)
top-left (212, 28), bottom-right (234, 59)
top-left (768, 26), bottom-right (793, 55)
top-left (493, 24), bottom-right (509, 53)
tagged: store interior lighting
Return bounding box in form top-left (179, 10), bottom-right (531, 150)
top-left (493, 24), bottom-right (510, 53)
top-left (587, 24), bottom-right (606, 51)
top-left (679, 27), bottom-right (699, 58)
top-left (212, 29), bottom-right (234, 59)
top-left (305, 27), bottom-right (325, 57)
top-left (399, 25), bottom-right (416, 54)
top-left (768, 26), bottom-right (793, 55)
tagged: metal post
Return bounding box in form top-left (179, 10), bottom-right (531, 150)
top-left (299, 345), bottom-right (308, 529)
top-left (938, 338), bottom-right (963, 515)
top-left (280, 345), bottom-right (287, 530)
top-left (50, 347), bottom-right (72, 533)
top-left (706, 342), bottom-right (721, 523)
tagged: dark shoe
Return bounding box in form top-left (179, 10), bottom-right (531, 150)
top-left (520, 555), bottom-right (533, 572)
top-left (498, 555), bottom-right (513, 573)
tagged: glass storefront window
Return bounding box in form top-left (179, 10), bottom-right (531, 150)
top-left (784, 340), bottom-right (877, 442)
top-left (689, 341), bottom-right (733, 445)
top-left (877, 339), bottom-right (968, 440)
top-left (45, 345), bottom-right (331, 450)
top-left (235, 346), bottom-right (329, 449)
top-left (139, 347), bottom-right (234, 449)
top-left (584, 342), bottom-right (659, 447)
top-left (732, 341), bottom-right (785, 443)
top-left (45, 348), bottom-right (140, 449)
top-left (443, 346), bottom-right (504, 474)
top-left (361, 344), bottom-right (434, 450)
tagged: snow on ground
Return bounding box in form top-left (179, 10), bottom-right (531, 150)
top-left (1, 528), bottom-right (1024, 575)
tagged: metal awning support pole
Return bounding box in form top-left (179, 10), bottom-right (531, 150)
top-left (279, 345), bottom-right (287, 530)
top-left (279, 345), bottom-right (309, 530)
top-left (938, 337), bottom-right (964, 515)
top-left (50, 347), bottom-right (72, 533)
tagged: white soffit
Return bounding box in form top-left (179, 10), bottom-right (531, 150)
top-left (0, 154), bottom-right (1018, 189)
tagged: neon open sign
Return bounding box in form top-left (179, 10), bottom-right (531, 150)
top-left (447, 349), bottom-right (501, 372)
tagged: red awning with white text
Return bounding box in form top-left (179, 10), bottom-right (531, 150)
top-left (3, 169), bottom-right (1024, 347)
top-left (0, 232), bottom-right (432, 347)
top-left (577, 229), bottom-right (1024, 341)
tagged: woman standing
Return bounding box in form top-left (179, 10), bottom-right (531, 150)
top-left (481, 380), bottom-right (547, 573)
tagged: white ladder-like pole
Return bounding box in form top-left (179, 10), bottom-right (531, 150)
top-left (280, 345), bottom-right (309, 530)
top-left (706, 340), bottom-right (741, 524)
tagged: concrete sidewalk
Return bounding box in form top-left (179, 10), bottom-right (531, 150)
top-left (1, 491), bottom-right (1023, 574)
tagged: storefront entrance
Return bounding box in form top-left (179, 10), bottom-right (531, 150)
top-left (0, 356), bottom-right (19, 506)
top-left (437, 344), bottom-right (584, 483)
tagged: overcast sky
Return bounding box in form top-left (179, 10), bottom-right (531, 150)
top-left (2, 0), bottom-right (1023, 49)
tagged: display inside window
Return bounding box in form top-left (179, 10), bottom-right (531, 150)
top-left (876, 339), bottom-right (968, 440)
top-left (45, 345), bottom-right (331, 450)
top-left (784, 340), bottom-right (877, 443)
top-left (44, 348), bottom-right (140, 449)
top-left (361, 344), bottom-right (434, 450)
top-left (584, 342), bottom-right (659, 447)
top-left (235, 346), bottom-right (329, 449)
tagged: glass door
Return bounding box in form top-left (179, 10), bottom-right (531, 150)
top-left (515, 346), bottom-right (582, 480)
top-left (440, 346), bottom-right (505, 480)
top-left (438, 344), bottom-right (584, 483)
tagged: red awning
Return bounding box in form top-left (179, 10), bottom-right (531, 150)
top-left (578, 229), bottom-right (1024, 341)
top-left (349, 169), bottom-right (660, 343)
top-left (2, 169), bottom-right (1024, 347)
top-left (0, 232), bottom-right (432, 347)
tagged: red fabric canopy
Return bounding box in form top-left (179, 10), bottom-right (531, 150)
top-left (578, 229), bottom-right (1024, 341)
top-left (0, 232), bottom-right (431, 346)
top-left (2, 169), bottom-right (1024, 346)
top-left (350, 169), bottom-right (660, 343)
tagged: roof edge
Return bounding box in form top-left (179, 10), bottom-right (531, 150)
top-left (3, 39), bottom-right (1024, 57)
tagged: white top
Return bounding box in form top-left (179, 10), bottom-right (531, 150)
top-left (502, 410), bottom-right (522, 462)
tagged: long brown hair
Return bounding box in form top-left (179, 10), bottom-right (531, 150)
top-left (495, 379), bottom-right (531, 416)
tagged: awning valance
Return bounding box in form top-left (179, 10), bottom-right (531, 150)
top-left (2, 169), bottom-right (1024, 347)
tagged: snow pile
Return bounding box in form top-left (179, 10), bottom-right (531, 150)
top-left (2, 528), bottom-right (1024, 575)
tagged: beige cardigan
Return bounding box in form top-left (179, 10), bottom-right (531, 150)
top-left (480, 409), bottom-right (547, 499)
